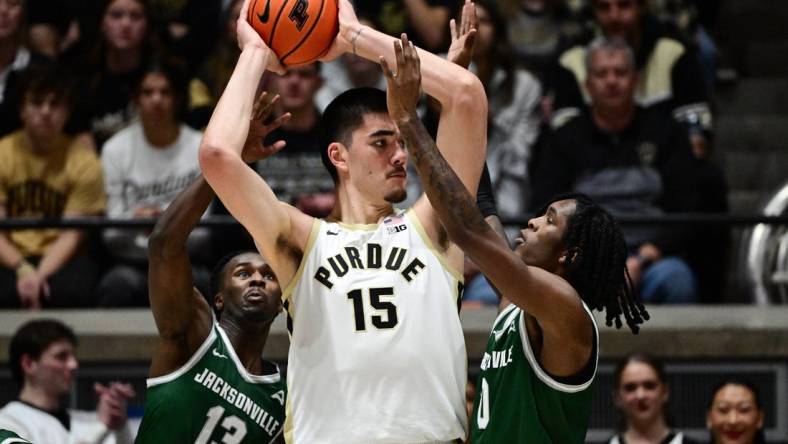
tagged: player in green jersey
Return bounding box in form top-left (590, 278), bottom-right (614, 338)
top-left (135, 92), bottom-right (291, 444)
top-left (381, 32), bottom-right (649, 443)
top-left (0, 428), bottom-right (32, 444)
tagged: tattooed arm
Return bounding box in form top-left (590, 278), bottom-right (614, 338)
top-left (383, 38), bottom-right (592, 371)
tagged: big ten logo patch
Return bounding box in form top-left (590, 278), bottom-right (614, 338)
top-left (384, 214), bottom-right (407, 235)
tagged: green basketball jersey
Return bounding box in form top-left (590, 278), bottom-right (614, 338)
top-left (136, 323), bottom-right (286, 444)
top-left (0, 429), bottom-right (31, 443)
top-left (470, 303), bottom-right (598, 443)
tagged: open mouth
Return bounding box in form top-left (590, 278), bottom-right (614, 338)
top-left (723, 431), bottom-right (744, 441)
top-left (245, 290), bottom-right (266, 302)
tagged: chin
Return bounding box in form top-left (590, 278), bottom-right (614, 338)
top-left (384, 188), bottom-right (407, 204)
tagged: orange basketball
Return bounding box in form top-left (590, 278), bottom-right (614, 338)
top-left (248, 0), bottom-right (339, 67)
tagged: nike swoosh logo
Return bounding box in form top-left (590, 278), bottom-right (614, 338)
top-left (327, 230), bottom-right (340, 236)
top-left (258, 0), bottom-right (271, 23)
top-left (212, 348), bottom-right (227, 359)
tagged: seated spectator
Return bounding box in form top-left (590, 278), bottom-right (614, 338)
top-left (69, 0), bottom-right (158, 148)
top-left (471, 0), bottom-right (542, 224)
top-left (609, 353), bottom-right (699, 444)
top-left (552, 0), bottom-right (711, 159)
top-left (0, 0), bottom-right (50, 138)
top-left (146, 0), bottom-right (221, 70)
top-left (96, 58), bottom-right (207, 307)
top-left (501, 0), bottom-right (592, 83)
top-left (706, 380), bottom-right (766, 444)
top-left (258, 63), bottom-right (335, 217)
top-left (531, 37), bottom-right (701, 304)
top-left (0, 319), bottom-right (135, 443)
top-left (356, 0), bottom-right (457, 52)
top-left (0, 65), bottom-right (105, 309)
top-left (316, 19), bottom-right (387, 112)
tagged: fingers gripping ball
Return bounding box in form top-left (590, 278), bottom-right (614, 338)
top-left (248, 0), bottom-right (338, 67)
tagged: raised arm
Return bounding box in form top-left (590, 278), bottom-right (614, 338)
top-left (149, 92), bottom-right (289, 377)
top-left (199, 0), bottom-right (310, 287)
top-left (382, 38), bottom-right (590, 347)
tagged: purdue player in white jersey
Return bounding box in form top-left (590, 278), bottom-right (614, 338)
top-left (199, 0), bottom-right (486, 441)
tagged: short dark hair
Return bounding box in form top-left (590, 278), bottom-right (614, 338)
top-left (209, 250), bottom-right (258, 313)
top-left (540, 193), bottom-right (649, 333)
top-left (17, 64), bottom-right (77, 111)
top-left (319, 87), bottom-right (389, 183)
top-left (9, 319), bottom-right (77, 387)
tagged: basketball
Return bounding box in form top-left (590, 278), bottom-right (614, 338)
top-left (247, 0), bottom-right (339, 67)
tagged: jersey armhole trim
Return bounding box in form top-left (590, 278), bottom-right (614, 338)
top-left (146, 326), bottom-right (217, 388)
top-left (215, 325), bottom-right (281, 384)
top-left (281, 218), bottom-right (321, 306)
top-left (404, 209), bottom-right (464, 284)
top-left (518, 302), bottom-right (599, 393)
top-left (1, 438), bottom-right (31, 444)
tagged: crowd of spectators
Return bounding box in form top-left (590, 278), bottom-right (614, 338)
top-left (0, 0), bottom-right (732, 308)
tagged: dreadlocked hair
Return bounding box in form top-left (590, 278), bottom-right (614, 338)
top-left (544, 193), bottom-right (650, 333)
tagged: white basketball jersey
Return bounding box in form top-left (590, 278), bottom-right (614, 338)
top-left (283, 209), bottom-right (468, 443)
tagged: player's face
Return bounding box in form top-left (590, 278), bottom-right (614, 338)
top-left (21, 92), bottom-right (70, 143)
top-left (346, 112), bottom-right (408, 204)
top-left (218, 253), bottom-right (282, 323)
top-left (615, 362), bottom-right (668, 426)
top-left (0, 0), bottom-right (23, 40)
top-left (707, 384), bottom-right (764, 444)
top-left (27, 339), bottom-right (78, 397)
top-left (275, 65), bottom-right (323, 112)
top-left (586, 49), bottom-right (636, 113)
top-left (593, 0), bottom-right (642, 41)
top-left (102, 0), bottom-right (148, 51)
top-left (137, 72), bottom-right (177, 123)
top-left (514, 199), bottom-right (575, 272)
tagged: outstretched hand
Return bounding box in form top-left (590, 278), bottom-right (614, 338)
top-left (242, 91), bottom-right (291, 163)
top-left (447, 0), bottom-right (478, 69)
top-left (380, 34), bottom-right (422, 123)
top-left (237, 0), bottom-right (285, 74)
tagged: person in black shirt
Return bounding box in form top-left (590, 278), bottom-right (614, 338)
top-left (533, 37), bottom-right (701, 304)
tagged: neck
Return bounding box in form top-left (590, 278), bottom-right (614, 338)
top-left (105, 47), bottom-right (142, 74)
top-left (24, 131), bottom-right (61, 155)
top-left (329, 185), bottom-right (392, 225)
top-left (625, 417), bottom-right (670, 444)
top-left (284, 105), bottom-right (317, 131)
top-left (18, 384), bottom-right (60, 411)
top-left (219, 317), bottom-right (271, 375)
top-left (142, 118), bottom-right (180, 148)
top-left (0, 38), bottom-right (19, 70)
top-left (592, 104), bottom-right (635, 132)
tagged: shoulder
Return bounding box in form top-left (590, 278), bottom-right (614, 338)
top-left (552, 110), bottom-right (590, 133)
top-left (0, 131), bottom-right (23, 153)
top-left (559, 45), bottom-right (587, 72)
top-left (101, 123), bottom-right (139, 156)
top-left (179, 124), bottom-right (204, 145)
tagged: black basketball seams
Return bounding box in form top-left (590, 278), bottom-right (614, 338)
top-left (281, 0), bottom-right (327, 65)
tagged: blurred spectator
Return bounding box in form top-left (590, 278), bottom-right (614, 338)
top-left (259, 63), bottom-right (335, 217)
top-left (552, 0), bottom-right (711, 159)
top-left (69, 0), bottom-right (158, 148)
top-left (316, 19), bottom-right (387, 112)
top-left (0, 0), bottom-right (50, 138)
top-left (609, 353), bottom-right (699, 444)
top-left (0, 319), bottom-right (135, 443)
top-left (355, 0), bottom-right (458, 52)
top-left (531, 37), bottom-right (700, 304)
top-left (470, 0), bottom-right (542, 225)
top-left (147, 0), bottom-right (221, 70)
top-left (0, 65), bottom-right (104, 309)
top-left (188, 0), bottom-right (243, 128)
top-left (23, 0), bottom-right (93, 58)
top-left (500, 0), bottom-right (592, 83)
top-left (706, 380), bottom-right (766, 444)
top-left (96, 58), bottom-right (207, 307)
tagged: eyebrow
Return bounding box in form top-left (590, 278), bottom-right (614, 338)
top-left (367, 129), bottom-right (397, 138)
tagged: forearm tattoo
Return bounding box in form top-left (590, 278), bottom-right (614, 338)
top-left (398, 118), bottom-right (488, 234)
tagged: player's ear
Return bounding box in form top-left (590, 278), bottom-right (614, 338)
top-left (20, 353), bottom-right (37, 376)
top-left (559, 247), bottom-right (581, 270)
top-left (214, 293), bottom-right (225, 311)
top-left (328, 142), bottom-right (349, 176)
